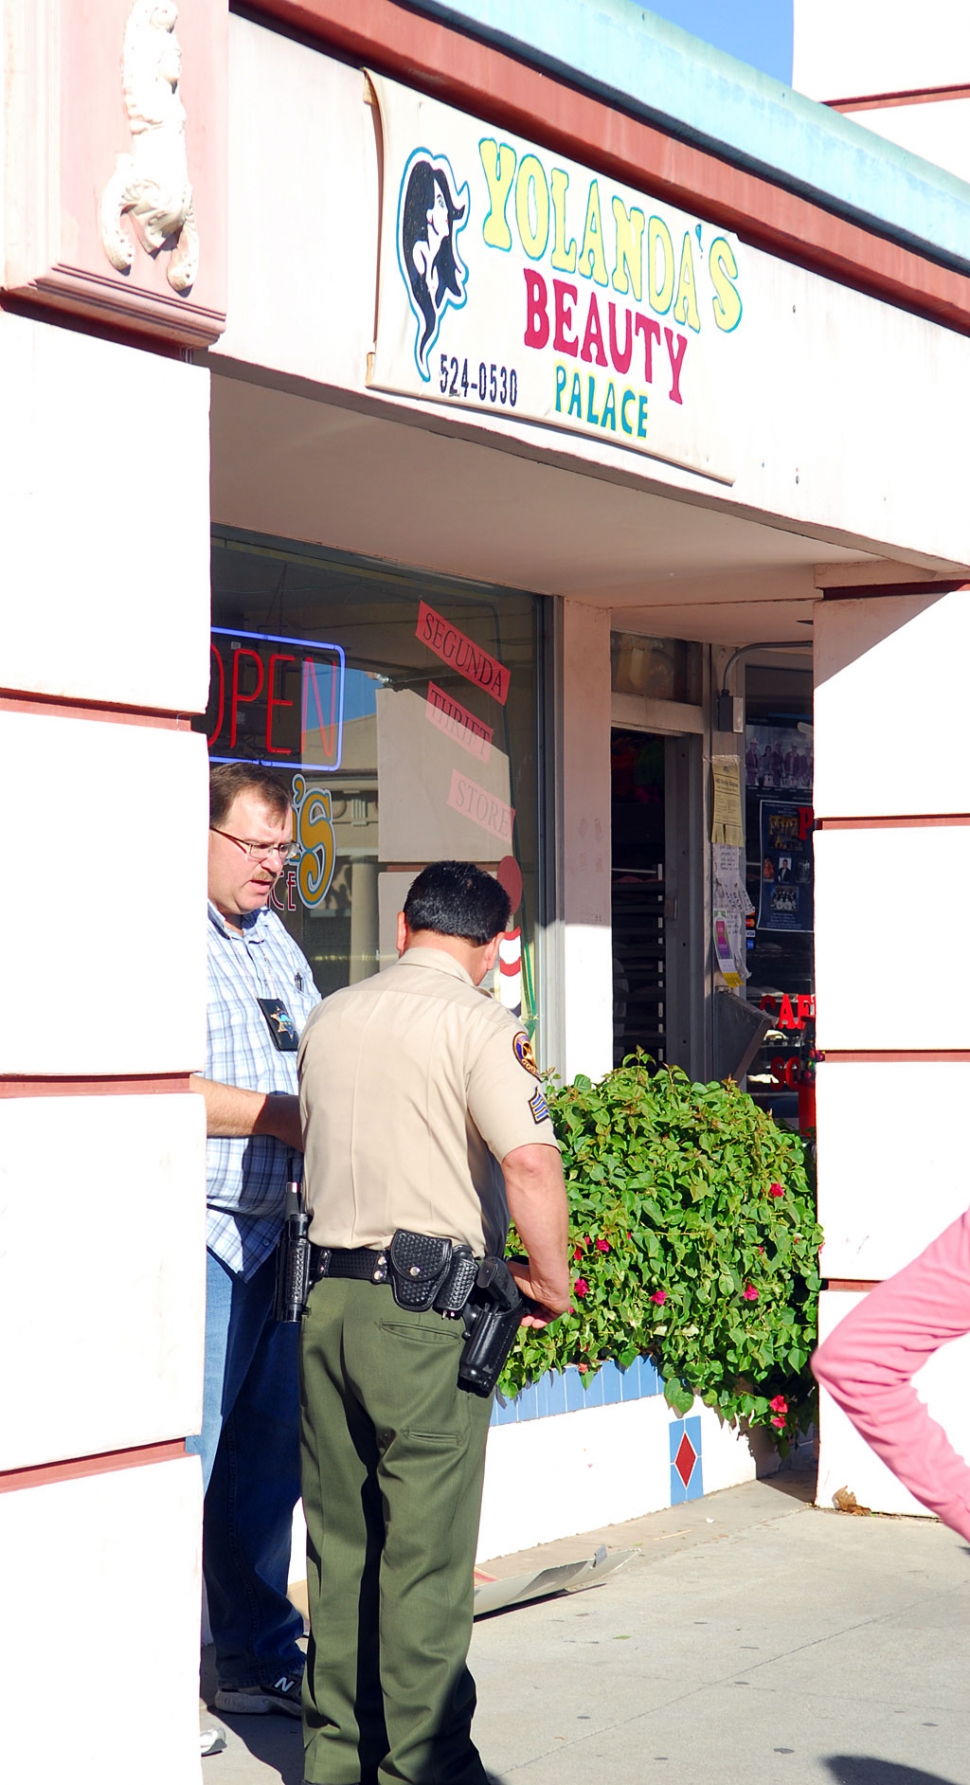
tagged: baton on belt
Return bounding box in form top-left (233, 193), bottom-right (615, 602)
top-left (274, 1154), bottom-right (311, 1323)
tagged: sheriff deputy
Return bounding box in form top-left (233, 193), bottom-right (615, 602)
top-left (297, 859), bottom-right (572, 1785)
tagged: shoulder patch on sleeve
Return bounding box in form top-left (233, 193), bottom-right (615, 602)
top-left (528, 1087), bottom-right (550, 1124)
top-left (513, 1031), bottom-right (541, 1079)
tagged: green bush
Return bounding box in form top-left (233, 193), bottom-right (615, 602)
top-left (501, 1056), bottom-right (823, 1449)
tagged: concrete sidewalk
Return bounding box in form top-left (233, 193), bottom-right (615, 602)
top-left (201, 1470), bottom-right (970, 1785)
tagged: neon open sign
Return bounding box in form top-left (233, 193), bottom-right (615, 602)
top-left (206, 627), bottom-right (346, 772)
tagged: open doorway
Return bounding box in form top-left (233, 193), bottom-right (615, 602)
top-left (611, 730), bottom-right (666, 1065)
top-left (611, 726), bottom-right (705, 1074)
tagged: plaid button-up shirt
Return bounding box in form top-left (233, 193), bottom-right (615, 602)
top-left (204, 901), bottom-right (320, 1279)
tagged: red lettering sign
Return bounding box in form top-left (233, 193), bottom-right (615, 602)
top-left (266, 653), bottom-right (296, 755)
top-left (446, 768), bottom-right (514, 845)
top-left (425, 682), bottom-right (493, 761)
top-left (759, 993), bottom-right (816, 1032)
top-left (523, 269), bottom-right (550, 350)
top-left (415, 603), bottom-right (510, 705)
top-left (205, 628), bottom-right (345, 771)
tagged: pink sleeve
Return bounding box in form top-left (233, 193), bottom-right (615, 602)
top-left (812, 1206), bottom-right (970, 1542)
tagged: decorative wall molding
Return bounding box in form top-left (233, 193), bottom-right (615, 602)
top-left (0, 690), bottom-right (191, 727)
top-left (828, 85), bottom-right (970, 114)
top-left (100, 2), bottom-right (199, 294)
top-left (0, 1075), bottom-right (193, 1099)
top-left (0, 1439), bottom-right (187, 1494)
top-left (3, 0), bottom-right (226, 346)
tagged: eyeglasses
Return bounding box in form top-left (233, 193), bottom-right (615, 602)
top-left (210, 828), bottom-right (302, 864)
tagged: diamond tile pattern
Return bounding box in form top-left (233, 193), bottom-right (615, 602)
top-left (674, 1430), bottom-right (697, 1488)
top-left (669, 1415), bottom-right (704, 1504)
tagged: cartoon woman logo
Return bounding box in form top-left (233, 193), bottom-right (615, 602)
top-left (397, 151), bottom-right (469, 380)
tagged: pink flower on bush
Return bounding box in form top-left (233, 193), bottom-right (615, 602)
top-left (596, 1238), bottom-right (611, 1253)
top-left (650, 1289), bottom-right (667, 1306)
top-left (578, 1362), bottom-right (589, 1374)
top-left (771, 1415), bottom-right (785, 1428)
top-left (769, 1183), bottom-right (784, 1198)
top-left (574, 1278), bottom-right (589, 1298)
top-left (769, 1395), bottom-right (789, 1415)
top-left (742, 1284), bottom-right (759, 1301)
top-left (572, 1246), bottom-right (584, 1262)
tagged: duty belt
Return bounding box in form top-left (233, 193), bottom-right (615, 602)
top-left (310, 1231), bottom-right (479, 1314)
top-left (309, 1244), bottom-right (390, 1285)
top-left (305, 1231), bottom-right (530, 1397)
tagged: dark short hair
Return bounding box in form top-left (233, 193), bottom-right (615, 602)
top-left (404, 861), bottom-right (511, 945)
top-left (209, 763), bottom-right (291, 829)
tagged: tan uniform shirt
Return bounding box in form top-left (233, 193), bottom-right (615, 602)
top-left (298, 947), bottom-right (560, 1256)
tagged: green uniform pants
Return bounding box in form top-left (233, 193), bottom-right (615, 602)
top-left (299, 1278), bottom-right (494, 1785)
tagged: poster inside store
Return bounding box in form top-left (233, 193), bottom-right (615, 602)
top-left (758, 800), bottom-right (814, 932)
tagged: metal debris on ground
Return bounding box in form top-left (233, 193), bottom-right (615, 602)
top-left (473, 1545), bottom-right (634, 1616)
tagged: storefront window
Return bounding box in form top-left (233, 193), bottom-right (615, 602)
top-left (197, 529), bottom-right (547, 1040)
top-left (743, 665), bottom-right (815, 1128)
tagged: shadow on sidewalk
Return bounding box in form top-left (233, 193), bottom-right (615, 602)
top-left (826, 1760), bottom-right (960, 1785)
top-left (760, 1462), bottom-right (817, 1506)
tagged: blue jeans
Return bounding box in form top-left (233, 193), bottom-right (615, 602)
top-left (186, 1248), bottom-right (305, 1688)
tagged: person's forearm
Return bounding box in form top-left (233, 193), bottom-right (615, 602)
top-left (502, 1144), bottom-right (572, 1315)
top-left (190, 1077), bottom-right (304, 1152)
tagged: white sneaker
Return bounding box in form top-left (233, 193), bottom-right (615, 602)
top-left (201, 1725), bottom-right (227, 1756)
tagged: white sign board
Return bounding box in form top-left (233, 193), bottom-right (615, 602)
top-left (376, 685), bottom-right (513, 864)
top-left (368, 72), bottom-right (745, 484)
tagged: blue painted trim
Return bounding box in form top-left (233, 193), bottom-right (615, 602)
top-left (490, 1354), bottom-right (662, 1425)
top-left (406, 0), bottom-right (970, 275)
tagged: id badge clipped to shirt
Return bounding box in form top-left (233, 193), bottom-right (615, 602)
top-left (256, 997), bottom-right (299, 1051)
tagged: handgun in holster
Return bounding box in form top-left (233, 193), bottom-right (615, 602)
top-left (457, 1256), bottom-right (533, 1397)
top-left (274, 1156), bottom-right (311, 1323)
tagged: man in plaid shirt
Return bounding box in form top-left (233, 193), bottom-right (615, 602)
top-left (188, 764), bottom-right (320, 1735)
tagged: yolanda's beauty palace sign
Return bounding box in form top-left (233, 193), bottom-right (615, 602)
top-left (368, 74), bottom-right (745, 483)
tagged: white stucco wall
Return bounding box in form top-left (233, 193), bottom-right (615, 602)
top-left (815, 825), bottom-right (970, 1052)
top-left (0, 1096), bottom-right (206, 1469)
top-left (476, 1395), bottom-right (770, 1560)
top-left (816, 1061), bottom-right (970, 1282)
top-left (813, 586), bottom-right (970, 1514)
top-left (0, 311), bottom-right (211, 712)
top-left (814, 589), bottom-right (970, 818)
top-left (839, 100), bottom-right (970, 188)
top-left (0, 312), bottom-right (210, 1784)
top-left (0, 711), bottom-right (208, 1073)
top-left (793, 0), bottom-right (970, 100)
top-left (0, 1460), bottom-right (204, 1785)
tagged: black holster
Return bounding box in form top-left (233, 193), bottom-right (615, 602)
top-left (458, 1257), bottom-right (529, 1397)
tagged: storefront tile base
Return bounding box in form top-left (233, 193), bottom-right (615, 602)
top-left (490, 1354), bottom-right (663, 1425)
top-left (475, 1393), bottom-right (774, 1560)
